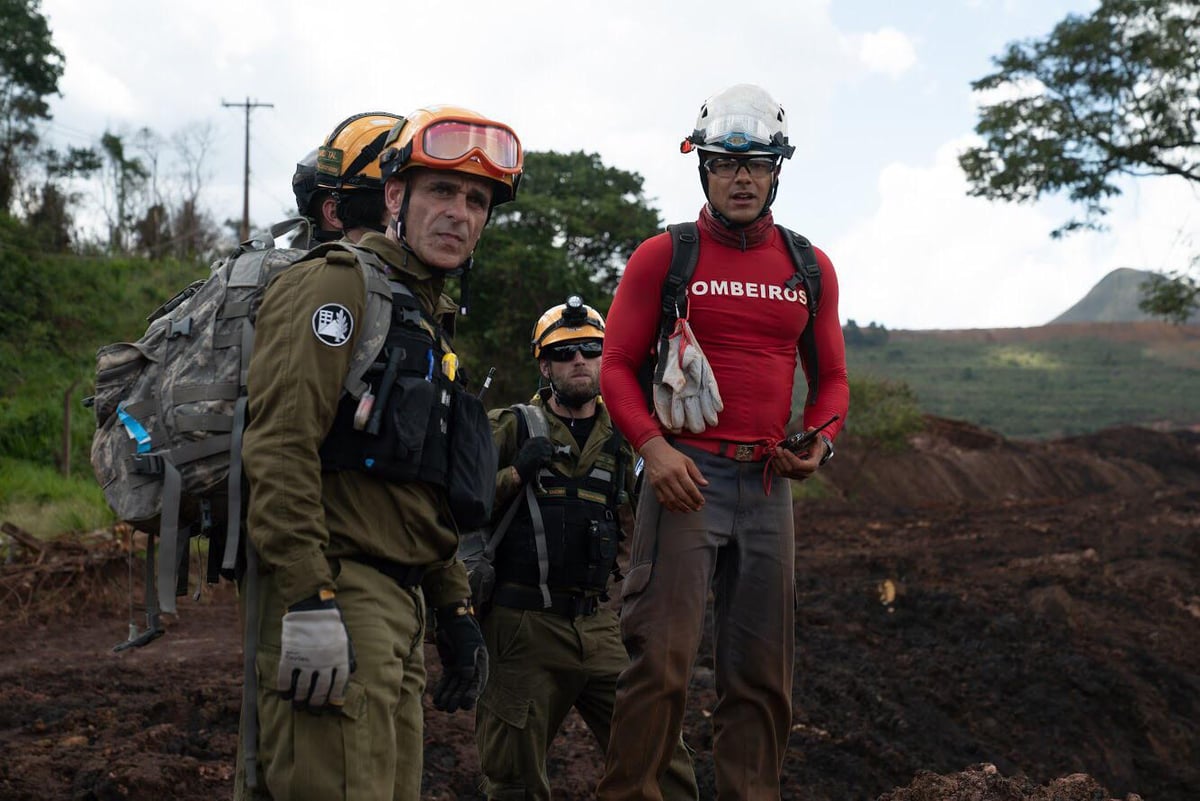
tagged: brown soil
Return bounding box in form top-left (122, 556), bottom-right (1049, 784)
top-left (1, 417), bottom-right (1197, 801)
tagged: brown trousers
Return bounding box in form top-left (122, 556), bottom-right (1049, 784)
top-left (598, 446), bottom-right (796, 801)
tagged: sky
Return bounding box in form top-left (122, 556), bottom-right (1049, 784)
top-left (36, 0), bottom-right (1199, 330)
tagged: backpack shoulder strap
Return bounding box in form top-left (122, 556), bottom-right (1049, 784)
top-left (777, 225), bottom-right (823, 405)
top-left (778, 226), bottom-right (821, 314)
top-left (514, 403), bottom-right (549, 440)
top-left (302, 242), bottom-right (395, 399)
top-left (653, 223), bottom-right (701, 384)
top-left (511, 402), bottom-right (552, 608)
top-left (663, 222), bottom-right (700, 323)
top-left (605, 426), bottom-right (627, 510)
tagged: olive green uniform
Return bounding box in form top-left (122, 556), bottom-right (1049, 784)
top-left (236, 231), bottom-right (469, 801)
top-left (476, 391), bottom-right (697, 801)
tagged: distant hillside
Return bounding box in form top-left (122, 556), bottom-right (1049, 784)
top-left (844, 322), bottom-right (1200, 440)
top-left (1049, 267), bottom-right (1164, 324)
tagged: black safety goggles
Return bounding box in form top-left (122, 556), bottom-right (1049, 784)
top-left (546, 341), bottom-right (603, 362)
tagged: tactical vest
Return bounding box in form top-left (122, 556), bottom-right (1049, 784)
top-left (318, 276), bottom-right (496, 527)
top-left (492, 412), bottom-right (625, 595)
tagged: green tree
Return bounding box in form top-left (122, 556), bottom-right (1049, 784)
top-left (845, 376), bottom-right (923, 455)
top-left (1139, 259), bottom-right (1200, 324)
top-left (21, 145), bottom-right (101, 252)
top-left (0, 0), bottom-right (64, 212)
top-left (458, 150), bottom-right (661, 404)
top-left (98, 130), bottom-right (149, 253)
top-left (959, 0), bottom-right (1199, 238)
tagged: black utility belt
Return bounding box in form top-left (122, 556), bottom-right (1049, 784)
top-left (343, 554), bottom-right (426, 587)
top-left (492, 584), bottom-right (602, 619)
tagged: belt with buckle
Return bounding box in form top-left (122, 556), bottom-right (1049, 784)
top-left (671, 437), bottom-right (772, 463)
top-left (492, 584), bottom-right (602, 618)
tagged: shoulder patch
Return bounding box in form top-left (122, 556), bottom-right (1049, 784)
top-left (325, 250), bottom-right (357, 267)
top-left (312, 303), bottom-right (354, 346)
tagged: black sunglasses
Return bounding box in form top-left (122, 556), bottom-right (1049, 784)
top-left (546, 341), bottom-right (603, 362)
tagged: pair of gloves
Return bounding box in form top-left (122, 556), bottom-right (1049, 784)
top-left (277, 593), bottom-right (487, 714)
top-left (653, 318), bottom-right (723, 434)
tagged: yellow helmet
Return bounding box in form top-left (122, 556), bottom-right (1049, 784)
top-left (378, 105), bottom-right (524, 205)
top-left (315, 111), bottom-right (403, 192)
top-left (530, 295), bottom-right (606, 359)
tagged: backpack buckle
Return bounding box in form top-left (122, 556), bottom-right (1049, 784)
top-left (129, 453), bottom-right (165, 475)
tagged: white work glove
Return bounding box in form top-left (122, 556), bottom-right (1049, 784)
top-left (654, 319), bottom-right (722, 433)
top-left (278, 593), bottom-right (356, 709)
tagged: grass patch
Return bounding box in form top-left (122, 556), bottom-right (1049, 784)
top-left (0, 457), bottom-right (114, 539)
top-left (847, 331), bottom-right (1200, 439)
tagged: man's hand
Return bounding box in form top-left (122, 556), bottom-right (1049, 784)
top-left (432, 602), bottom-right (488, 713)
top-left (771, 431), bottom-right (830, 481)
top-left (277, 592), bottom-right (356, 710)
top-left (512, 436), bottom-right (555, 483)
top-left (640, 436), bottom-right (708, 514)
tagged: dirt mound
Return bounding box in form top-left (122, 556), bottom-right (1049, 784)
top-left (820, 416), bottom-right (1196, 509)
top-left (879, 763), bottom-right (1143, 801)
top-left (1, 420), bottom-right (1197, 800)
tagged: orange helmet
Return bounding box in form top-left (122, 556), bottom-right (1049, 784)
top-left (530, 295), bottom-right (606, 359)
top-left (378, 105), bottom-right (524, 205)
top-left (316, 111), bottom-right (404, 192)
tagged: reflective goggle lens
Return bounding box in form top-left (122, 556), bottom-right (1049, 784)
top-left (703, 113), bottom-right (775, 151)
top-left (546, 341), bottom-right (603, 361)
top-left (422, 120), bottom-right (521, 170)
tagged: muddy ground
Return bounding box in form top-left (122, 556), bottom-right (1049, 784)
top-left (1, 417), bottom-right (1196, 800)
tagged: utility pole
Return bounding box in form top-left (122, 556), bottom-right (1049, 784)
top-left (222, 96), bottom-right (274, 241)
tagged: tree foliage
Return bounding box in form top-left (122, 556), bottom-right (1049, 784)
top-left (1139, 259), bottom-right (1200, 324)
top-left (0, 0), bottom-right (64, 212)
top-left (457, 150), bottom-right (661, 404)
top-left (844, 376), bottom-right (924, 455)
top-left (959, 0), bottom-right (1199, 237)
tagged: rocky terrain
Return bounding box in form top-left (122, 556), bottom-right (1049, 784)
top-left (1, 417), bottom-right (1196, 800)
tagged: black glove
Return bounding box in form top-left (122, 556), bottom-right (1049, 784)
top-left (431, 602), bottom-right (488, 713)
top-left (512, 436), bottom-right (555, 483)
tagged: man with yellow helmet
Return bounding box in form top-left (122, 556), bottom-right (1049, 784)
top-left (238, 105), bottom-right (522, 801)
top-left (290, 111), bottom-right (403, 246)
top-left (474, 296), bottom-right (698, 800)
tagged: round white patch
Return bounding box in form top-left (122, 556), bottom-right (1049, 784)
top-left (311, 303), bottom-right (354, 347)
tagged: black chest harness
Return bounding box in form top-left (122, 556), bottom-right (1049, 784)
top-left (492, 404), bottom-right (627, 605)
top-left (318, 274), bottom-right (496, 529)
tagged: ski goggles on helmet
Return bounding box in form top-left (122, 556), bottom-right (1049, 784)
top-left (546, 340), bottom-right (603, 361)
top-left (681, 114), bottom-right (794, 158)
top-left (415, 118), bottom-right (522, 175)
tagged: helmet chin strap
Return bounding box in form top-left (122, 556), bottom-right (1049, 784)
top-left (697, 157), bottom-right (780, 227)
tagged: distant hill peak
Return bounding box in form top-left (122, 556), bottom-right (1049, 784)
top-left (1050, 268), bottom-right (1164, 325)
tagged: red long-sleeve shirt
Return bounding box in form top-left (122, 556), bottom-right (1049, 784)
top-left (601, 222), bottom-right (849, 451)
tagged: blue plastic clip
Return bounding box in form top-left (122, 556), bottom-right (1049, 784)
top-left (117, 404), bottom-right (152, 454)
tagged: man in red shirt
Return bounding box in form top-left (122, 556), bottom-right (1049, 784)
top-left (596, 84), bottom-right (850, 800)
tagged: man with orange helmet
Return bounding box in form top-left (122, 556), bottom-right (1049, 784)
top-left (472, 296), bottom-right (698, 800)
top-left (238, 105), bottom-right (522, 801)
top-left (596, 84), bottom-right (850, 799)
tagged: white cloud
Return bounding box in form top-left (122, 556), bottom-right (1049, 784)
top-left (832, 136), bottom-right (1200, 330)
top-left (855, 28), bottom-right (918, 79)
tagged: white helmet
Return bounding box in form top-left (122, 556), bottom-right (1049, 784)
top-left (682, 84), bottom-right (795, 159)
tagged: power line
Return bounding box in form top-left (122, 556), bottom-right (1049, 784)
top-left (221, 97), bottom-right (274, 241)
